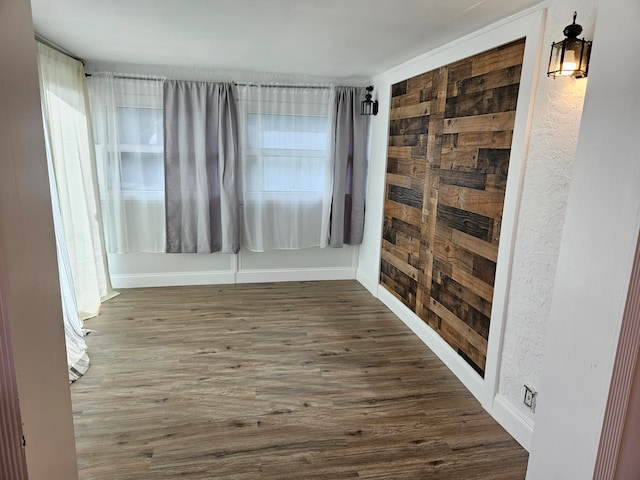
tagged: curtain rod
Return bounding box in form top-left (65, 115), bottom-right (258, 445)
top-left (234, 83), bottom-right (331, 90)
top-left (35, 34), bottom-right (85, 65)
top-left (84, 73), bottom-right (165, 81)
top-left (82, 76), bottom-right (334, 88)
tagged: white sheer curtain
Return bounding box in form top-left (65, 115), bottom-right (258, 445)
top-left (236, 85), bottom-right (334, 251)
top-left (44, 125), bottom-right (88, 382)
top-left (88, 73), bottom-right (166, 253)
top-left (37, 43), bottom-right (116, 321)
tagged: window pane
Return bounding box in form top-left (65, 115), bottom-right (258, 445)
top-left (120, 152), bottom-right (164, 192)
top-left (246, 113), bottom-right (328, 194)
top-left (116, 107), bottom-right (163, 145)
top-left (245, 155), bottom-right (325, 193)
top-left (248, 114), bottom-right (327, 150)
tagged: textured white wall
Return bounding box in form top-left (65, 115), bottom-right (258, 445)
top-left (498, 0), bottom-right (597, 423)
top-left (526, 0), bottom-right (640, 475)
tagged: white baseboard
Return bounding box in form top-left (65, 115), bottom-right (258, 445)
top-left (356, 269), bottom-right (379, 296)
top-left (111, 271), bottom-right (236, 289)
top-left (377, 285), bottom-right (485, 401)
top-left (236, 267), bottom-right (356, 284)
top-left (492, 393), bottom-right (534, 451)
top-left (112, 267), bottom-right (356, 289)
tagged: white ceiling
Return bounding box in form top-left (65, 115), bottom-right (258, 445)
top-left (30, 0), bottom-right (541, 79)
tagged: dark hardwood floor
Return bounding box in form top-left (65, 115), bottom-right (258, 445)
top-left (71, 280), bottom-right (528, 479)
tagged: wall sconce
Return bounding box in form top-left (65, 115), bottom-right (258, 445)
top-left (547, 12), bottom-right (592, 78)
top-left (361, 86), bottom-right (378, 116)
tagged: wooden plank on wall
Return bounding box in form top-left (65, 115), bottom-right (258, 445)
top-left (416, 65), bottom-right (449, 324)
top-left (470, 38), bottom-right (526, 77)
top-left (443, 111), bottom-right (517, 134)
top-left (390, 102), bottom-right (432, 120)
top-left (380, 37), bottom-right (525, 376)
top-left (438, 184), bottom-right (506, 218)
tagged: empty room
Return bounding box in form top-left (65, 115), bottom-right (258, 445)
top-left (1, 0), bottom-right (639, 479)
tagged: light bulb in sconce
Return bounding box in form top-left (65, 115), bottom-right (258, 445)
top-left (560, 51), bottom-right (577, 76)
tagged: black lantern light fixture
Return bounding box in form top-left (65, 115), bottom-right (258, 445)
top-left (361, 86), bottom-right (378, 116)
top-left (547, 12), bottom-right (592, 78)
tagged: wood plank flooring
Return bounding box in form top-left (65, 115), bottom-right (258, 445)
top-left (71, 280), bottom-right (527, 479)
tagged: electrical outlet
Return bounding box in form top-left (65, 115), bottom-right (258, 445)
top-left (523, 384), bottom-right (537, 410)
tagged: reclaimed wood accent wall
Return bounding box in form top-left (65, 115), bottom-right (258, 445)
top-left (381, 38), bottom-right (525, 377)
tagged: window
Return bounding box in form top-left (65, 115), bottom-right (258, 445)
top-left (236, 85), bottom-right (333, 251)
top-left (245, 113), bottom-right (328, 194)
top-left (115, 106), bottom-right (164, 193)
top-left (88, 75), bottom-right (166, 253)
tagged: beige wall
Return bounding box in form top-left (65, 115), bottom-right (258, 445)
top-left (0, 0), bottom-right (79, 478)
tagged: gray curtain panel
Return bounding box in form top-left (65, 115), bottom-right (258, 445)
top-left (329, 86), bottom-right (368, 247)
top-left (164, 81), bottom-right (240, 253)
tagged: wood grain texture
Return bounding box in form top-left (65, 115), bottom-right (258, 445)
top-left (381, 39), bottom-right (525, 376)
top-left (71, 281), bottom-right (527, 479)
